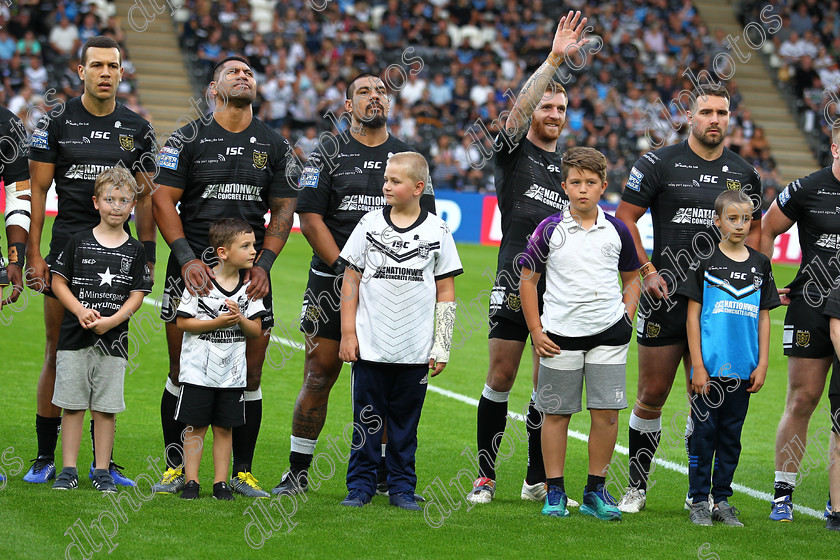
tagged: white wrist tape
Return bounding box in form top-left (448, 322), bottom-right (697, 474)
top-left (5, 181), bottom-right (31, 232)
top-left (430, 301), bottom-right (457, 364)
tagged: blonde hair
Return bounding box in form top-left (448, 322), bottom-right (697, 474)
top-left (93, 166), bottom-right (137, 199)
top-left (387, 151), bottom-right (429, 187)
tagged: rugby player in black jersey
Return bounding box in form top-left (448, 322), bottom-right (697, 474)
top-left (760, 125), bottom-right (840, 521)
top-left (614, 83), bottom-right (762, 513)
top-left (0, 104), bottom-right (31, 314)
top-left (271, 73), bottom-right (435, 496)
top-left (23, 36), bottom-right (157, 485)
top-left (151, 56), bottom-right (297, 498)
top-left (466, 11), bottom-right (590, 505)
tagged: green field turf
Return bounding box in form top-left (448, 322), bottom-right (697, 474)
top-left (1, 221), bottom-right (838, 559)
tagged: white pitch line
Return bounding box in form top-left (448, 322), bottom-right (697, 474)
top-left (140, 298), bottom-right (824, 520)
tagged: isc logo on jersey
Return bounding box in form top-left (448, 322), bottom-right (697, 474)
top-left (626, 167), bottom-right (643, 191)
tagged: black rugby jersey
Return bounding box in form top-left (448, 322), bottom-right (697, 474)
top-left (493, 129), bottom-right (567, 280)
top-left (52, 230), bottom-right (152, 357)
top-left (621, 140), bottom-right (762, 292)
top-left (0, 105), bottom-right (29, 185)
top-left (776, 166), bottom-right (840, 302)
top-left (155, 115), bottom-right (298, 256)
top-left (295, 133), bottom-right (435, 274)
top-left (29, 97), bottom-right (156, 255)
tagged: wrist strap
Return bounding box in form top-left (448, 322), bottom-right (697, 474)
top-left (170, 238), bottom-right (196, 268)
top-left (8, 242), bottom-right (25, 267)
top-left (640, 262), bottom-right (656, 278)
top-left (143, 241), bottom-right (157, 264)
top-left (255, 248), bottom-right (277, 272)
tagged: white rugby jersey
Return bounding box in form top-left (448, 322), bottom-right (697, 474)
top-left (339, 207), bottom-right (463, 364)
top-left (176, 278), bottom-right (266, 388)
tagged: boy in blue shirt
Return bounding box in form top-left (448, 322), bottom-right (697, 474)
top-left (679, 189), bottom-right (780, 526)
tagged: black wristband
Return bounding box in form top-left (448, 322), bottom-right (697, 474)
top-left (331, 258), bottom-right (346, 275)
top-left (143, 241), bottom-right (157, 264)
top-left (8, 242), bottom-right (25, 267)
top-left (255, 248), bottom-right (277, 272)
top-left (170, 238), bottom-right (196, 267)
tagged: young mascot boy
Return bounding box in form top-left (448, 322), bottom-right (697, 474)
top-left (679, 189), bottom-right (780, 526)
top-left (175, 218), bottom-right (266, 500)
top-left (519, 146), bottom-right (641, 520)
top-left (50, 167), bottom-right (151, 492)
top-left (338, 152), bottom-right (462, 510)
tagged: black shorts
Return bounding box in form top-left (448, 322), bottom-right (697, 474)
top-left (160, 253), bottom-right (274, 330)
top-left (547, 314), bottom-right (634, 351)
top-left (489, 314), bottom-right (530, 341)
top-left (298, 269), bottom-right (343, 342)
top-left (636, 293), bottom-right (688, 347)
top-left (783, 297), bottom-right (832, 358)
top-left (174, 383), bottom-right (245, 428)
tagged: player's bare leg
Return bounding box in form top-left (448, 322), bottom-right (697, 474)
top-left (772, 355), bottom-right (831, 517)
top-left (828, 432), bottom-right (840, 529)
top-left (24, 296), bottom-right (64, 483)
top-left (617, 342), bottom-right (686, 512)
top-left (272, 336), bottom-right (343, 495)
top-left (229, 328), bottom-right (271, 497)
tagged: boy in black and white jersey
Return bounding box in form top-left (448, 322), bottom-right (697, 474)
top-left (174, 218), bottom-right (266, 501)
top-left (49, 167), bottom-right (151, 493)
top-left (337, 152), bottom-right (461, 510)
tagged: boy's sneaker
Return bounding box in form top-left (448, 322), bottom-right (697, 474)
top-left (230, 472), bottom-right (270, 498)
top-left (617, 487), bottom-right (646, 513)
top-left (769, 496), bottom-right (793, 522)
top-left (271, 471), bottom-right (308, 496)
top-left (180, 480), bottom-right (200, 500)
top-left (689, 501), bottom-right (713, 526)
top-left (389, 491), bottom-right (421, 511)
top-left (580, 487), bottom-right (622, 521)
top-left (213, 481), bottom-right (235, 501)
top-left (541, 486), bottom-right (570, 518)
top-left (151, 467), bottom-right (186, 494)
top-left (23, 456), bottom-right (56, 483)
top-left (465, 477), bottom-right (495, 504)
top-left (684, 492), bottom-right (713, 511)
top-left (88, 462), bottom-right (135, 487)
top-left (826, 511), bottom-right (840, 531)
top-left (523, 480), bottom-right (579, 507)
top-left (51, 467), bottom-right (78, 490)
top-left (340, 488), bottom-right (372, 507)
top-left (712, 501), bottom-right (743, 527)
top-left (90, 469), bottom-right (117, 494)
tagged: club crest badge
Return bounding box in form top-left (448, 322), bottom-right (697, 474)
top-left (119, 134), bottom-right (134, 151)
top-left (253, 150), bottom-right (267, 169)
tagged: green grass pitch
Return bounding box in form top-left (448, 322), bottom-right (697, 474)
top-left (0, 220), bottom-right (838, 559)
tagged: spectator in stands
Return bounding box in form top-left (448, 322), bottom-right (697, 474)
top-left (48, 14), bottom-right (80, 65)
top-left (24, 55), bottom-right (47, 92)
top-left (428, 73), bottom-right (452, 107)
top-left (3, 52), bottom-right (25, 94)
top-left (0, 28), bottom-right (16, 61)
top-left (16, 30), bottom-right (42, 58)
top-left (78, 12), bottom-right (100, 44)
top-left (401, 72), bottom-right (426, 107)
top-left (260, 70), bottom-right (292, 130)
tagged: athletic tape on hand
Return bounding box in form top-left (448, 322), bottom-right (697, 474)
top-left (430, 301), bottom-right (457, 364)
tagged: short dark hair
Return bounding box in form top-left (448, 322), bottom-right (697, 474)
top-left (561, 146), bottom-right (607, 183)
top-left (346, 72), bottom-right (382, 99)
top-left (81, 36), bottom-right (121, 66)
top-left (212, 56), bottom-right (252, 83)
top-left (689, 83), bottom-right (730, 113)
top-left (208, 218), bottom-right (254, 252)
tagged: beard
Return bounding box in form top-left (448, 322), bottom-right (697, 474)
top-left (691, 124), bottom-right (726, 148)
top-left (532, 117), bottom-right (561, 143)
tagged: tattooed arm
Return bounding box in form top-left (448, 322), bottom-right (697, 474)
top-left (245, 195), bottom-right (296, 300)
top-left (504, 10), bottom-right (590, 141)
